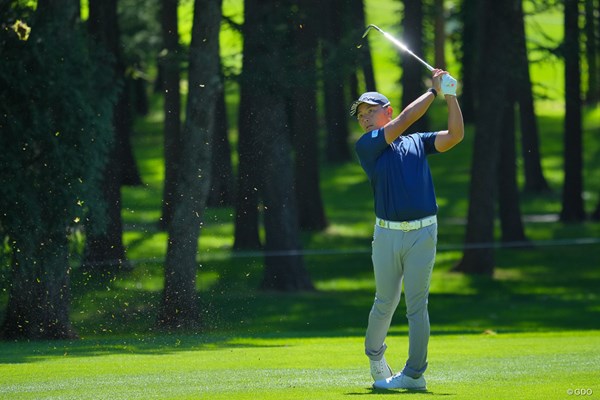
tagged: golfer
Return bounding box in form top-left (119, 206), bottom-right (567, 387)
top-left (351, 69), bottom-right (464, 390)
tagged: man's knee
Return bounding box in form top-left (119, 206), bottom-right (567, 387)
top-left (371, 296), bottom-right (400, 318)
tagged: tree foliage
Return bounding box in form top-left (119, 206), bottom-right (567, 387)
top-left (0, 5), bottom-right (115, 243)
top-left (0, 1), bottom-right (116, 338)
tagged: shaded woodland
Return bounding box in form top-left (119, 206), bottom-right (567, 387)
top-left (1, 0), bottom-right (598, 339)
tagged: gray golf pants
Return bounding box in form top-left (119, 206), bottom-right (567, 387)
top-left (365, 222), bottom-right (437, 379)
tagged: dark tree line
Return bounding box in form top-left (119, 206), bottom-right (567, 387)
top-left (454, 0), bottom-right (599, 275)
top-left (1, 0), bottom-right (598, 339)
top-left (454, 0), bottom-right (531, 275)
top-left (0, 0), bottom-right (116, 338)
top-left (235, 0), bottom-right (313, 291)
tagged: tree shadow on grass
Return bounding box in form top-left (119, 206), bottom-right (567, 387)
top-left (346, 388), bottom-right (455, 396)
top-left (0, 332), bottom-right (287, 364)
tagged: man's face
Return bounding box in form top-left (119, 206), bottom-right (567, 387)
top-left (356, 103), bottom-right (392, 133)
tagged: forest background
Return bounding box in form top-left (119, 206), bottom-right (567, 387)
top-left (0, 0), bottom-right (599, 343)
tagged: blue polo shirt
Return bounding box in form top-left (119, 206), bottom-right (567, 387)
top-left (355, 128), bottom-right (439, 221)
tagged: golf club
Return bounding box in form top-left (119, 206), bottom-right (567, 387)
top-left (358, 24), bottom-right (434, 72)
top-left (358, 24), bottom-right (457, 90)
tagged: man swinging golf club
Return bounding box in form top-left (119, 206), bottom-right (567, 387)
top-left (351, 50), bottom-right (464, 389)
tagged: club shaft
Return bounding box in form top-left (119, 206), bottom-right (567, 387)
top-left (380, 31), bottom-right (434, 72)
top-left (364, 25), bottom-right (435, 72)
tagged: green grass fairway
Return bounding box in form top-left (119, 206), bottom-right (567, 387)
top-left (1, 331), bottom-right (598, 399)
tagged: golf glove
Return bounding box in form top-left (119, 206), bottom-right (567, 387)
top-left (441, 74), bottom-right (458, 96)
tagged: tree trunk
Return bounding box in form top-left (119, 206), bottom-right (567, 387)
top-left (83, 168), bottom-right (127, 269)
top-left (234, 1), bottom-right (266, 251)
top-left (434, 0), bottom-right (446, 70)
top-left (348, 0), bottom-right (376, 93)
top-left (593, 196), bottom-right (600, 220)
top-left (84, 0), bottom-right (137, 269)
top-left (357, 0), bottom-right (376, 91)
top-left (207, 72), bottom-right (234, 207)
top-left (453, 1), bottom-right (511, 276)
top-left (156, 0), bottom-right (222, 330)
top-left (560, 0), bottom-right (586, 222)
top-left (119, 78), bottom-right (143, 187)
top-left (1, 232), bottom-right (77, 340)
top-left (400, 0), bottom-right (428, 134)
top-left (159, 0), bottom-right (182, 230)
top-left (240, 0), bottom-right (314, 291)
top-left (288, 0), bottom-right (328, 231)
top-left (233, 104), bottom-right (262, 250)
top-left (321, 0), bottom-right (351, 163)
top-left (498, 100), bottom-right (527, 243)
top-left (261, 102), bottom-right (314, 291)
top-left (584, 0), bottom-right (599, 103)
top-left (458, 0), bottom-right (478, 123)
top-left (514, 0), bottom-right (550, 193)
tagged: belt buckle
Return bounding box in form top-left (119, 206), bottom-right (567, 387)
top-left (399, 221), bottom-right (411, 231)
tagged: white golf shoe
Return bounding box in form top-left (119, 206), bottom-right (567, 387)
top-left (369, 356), bottom-right (393, 381)
top-left (373, 372), bottom-right (427, 390)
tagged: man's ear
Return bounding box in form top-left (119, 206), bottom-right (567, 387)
top-left (386, 106), bottom-right (393, 118)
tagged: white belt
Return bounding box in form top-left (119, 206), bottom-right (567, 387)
top-left (375, 215), bottom-right (437, 231)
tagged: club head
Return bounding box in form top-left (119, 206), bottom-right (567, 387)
top-left (356, 24), bottom-right (382, 48)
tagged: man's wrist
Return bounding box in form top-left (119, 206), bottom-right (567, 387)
top-left (428, 88), bottom-right (438, 97)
